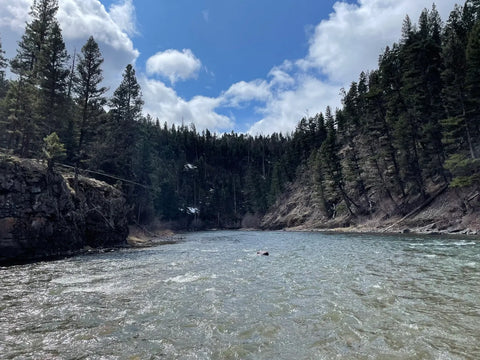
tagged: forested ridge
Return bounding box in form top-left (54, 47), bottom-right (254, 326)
top-left (1, 1), bottom-right (479, 230)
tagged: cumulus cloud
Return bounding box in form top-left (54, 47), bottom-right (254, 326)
top-left (141, 77), bottom-right (233, 132)
top-left (109, 0), bottom-right (137, 36)
top-left (246, 0), bottom-right (455, 134)
top-left (268, 62), bottom-right (295, 88)
top-left (0, 0), bottom-right (31, 58)
top-left (0, 0), bottom-right (30, 32)
top-left (0, 0), bottom-right (139, 93)
top-left (222, 79), bottom-right (271, 108)
top-left (146, 49), bottom-right (202, 85)
top-left (248, 76), bottom-right (341, 135)
top-left (296, 0), bottom-right (454, 83)
top-left (58, 0), bottom-right (139, 88)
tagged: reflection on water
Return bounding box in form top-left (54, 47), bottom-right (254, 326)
top-left (1, 231), bottom-right (480, 359)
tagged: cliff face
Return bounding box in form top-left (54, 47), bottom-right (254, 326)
top-left (0, 155), bottom-right (129, 265)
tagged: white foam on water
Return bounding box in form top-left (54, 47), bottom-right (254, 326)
top-left (52, 274), bottom-right (110, 286)
top-left (452, 241), bottom-right (476, 246)
top-left (408, 241), bottom-right (477, 248)
top-left (165, 273), bottom-right (201, 283)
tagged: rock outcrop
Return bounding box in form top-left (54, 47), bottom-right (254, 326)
top-left (0, 154), bottom-right (129, 265)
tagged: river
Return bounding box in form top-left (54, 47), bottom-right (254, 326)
top-left (1, 231), bottom-right (480, 359)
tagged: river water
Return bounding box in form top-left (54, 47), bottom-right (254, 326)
top-left (1, 231), bottom-right (480, 359)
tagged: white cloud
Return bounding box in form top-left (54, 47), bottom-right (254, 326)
top-left (296, 0), bottom-right (454, 83)
top-left (141, 76), bottom-right (233, 132)
top-left (58, 0), bottom-right (139, 85)
top-left (249, 76), bottom-right (341, 135)
top-left (109, 0), bottom-right (137, 36)
top-left (246, 0), bottom-right (455, 134)
top-left (0, 0), bottom-right (30, 32)
top-left (0, 0), bottom-right (31, 61)
top-left (268, 62), bottom-right (295, 88)
top-left (222, 79), bottom-right (271, 107)
top-left (0, 0), bottom-right (139, 93)
top-left (146, 49), bottom-right (202, 85)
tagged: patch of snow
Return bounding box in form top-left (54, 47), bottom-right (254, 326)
top-left (184, 163), bottom-right (197, 171)
top-left (187, 207), bottom-right (200, 215)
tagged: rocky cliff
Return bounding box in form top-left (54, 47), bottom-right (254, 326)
top-left (0, 154), bottom-right (129, 265)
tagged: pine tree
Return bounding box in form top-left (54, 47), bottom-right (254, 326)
top-left (74, 36), bottom-right (107, 157)
top-left (133, 119), bottom-right (155, 223)
top-left (37, 21), bottom-right (70, 138)
top-left (0, 35), bottom-right (7, 97)
top-left (319, 106), bottom-right (357, 216)
top-left (3, 80), bottom-right (37, 154)
top-left (445, 17), bottom-right (480, 186)
top-left (338, 105), bottom-right (370, 214)
top-left (6, 0), bottom-right (60, 155)
top-left (10, 0), bottom-right (59, 81)
top-left (268, 161), bottom-right (286, 206)
top-left (441, 5), bottom-right (475, 159)
top-left (400, 7), bottom-right (446, 187)
top-left (363, 70), bottom-right (400, 203)
top-left (95, 64), bottom-right (144, 217)
top-left (311, 117), bottom-right (332, 217)
top-left (378, 45), bottom-right (408, 198)
top-left (107, 64), bottom-right (143, 177)
top-left (110, 64), bottom-right (143, 125)
top-left (464, 19), bottom-right (480, 146)
top-left (42, 131), bottom-right (66, 171)
top-left (0, 35), bottom-right (9, 147)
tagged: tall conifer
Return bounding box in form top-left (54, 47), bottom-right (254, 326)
top-left (74, 36), bottom-right (107, 156)
top-left (37, 21), bottom-right (70, 137)
top-left (5, 0), bottom-right (59, 155)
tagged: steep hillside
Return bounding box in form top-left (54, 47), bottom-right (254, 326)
top-left (262, 166), bottom-right (480, 235)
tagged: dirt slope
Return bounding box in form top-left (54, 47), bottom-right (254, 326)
top-left (262, 174), bottom-right (480, 235)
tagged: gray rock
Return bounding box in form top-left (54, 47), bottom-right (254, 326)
top-left (0, 156), bottom-right (129, 265)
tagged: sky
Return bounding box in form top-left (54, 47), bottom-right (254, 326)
top-left (0, 0), bottom-right (458, 134)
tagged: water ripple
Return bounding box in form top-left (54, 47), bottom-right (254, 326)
top-left (1, 231), bottom-right (480, 359)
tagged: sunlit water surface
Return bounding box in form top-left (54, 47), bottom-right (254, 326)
top-left (1, 231), bottom-right (480, 359)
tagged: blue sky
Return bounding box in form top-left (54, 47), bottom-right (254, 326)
top-left (0, 0), bottom-right (457, 134)
top-left (132, 1), bottom-right (348, 97)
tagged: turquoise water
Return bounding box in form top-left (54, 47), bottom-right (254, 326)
top-left (1, 231), bottom-right (480, 359)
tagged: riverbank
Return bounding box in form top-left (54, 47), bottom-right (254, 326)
top-left (127, 224), bottom-right (184, 248)
top-left (261, 175), bottom-right (480, 236)
top-left (278, 219), bottom-right (480, 238)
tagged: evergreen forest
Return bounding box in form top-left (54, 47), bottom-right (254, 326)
top-left (1, 1), bottom-right (479, 229)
